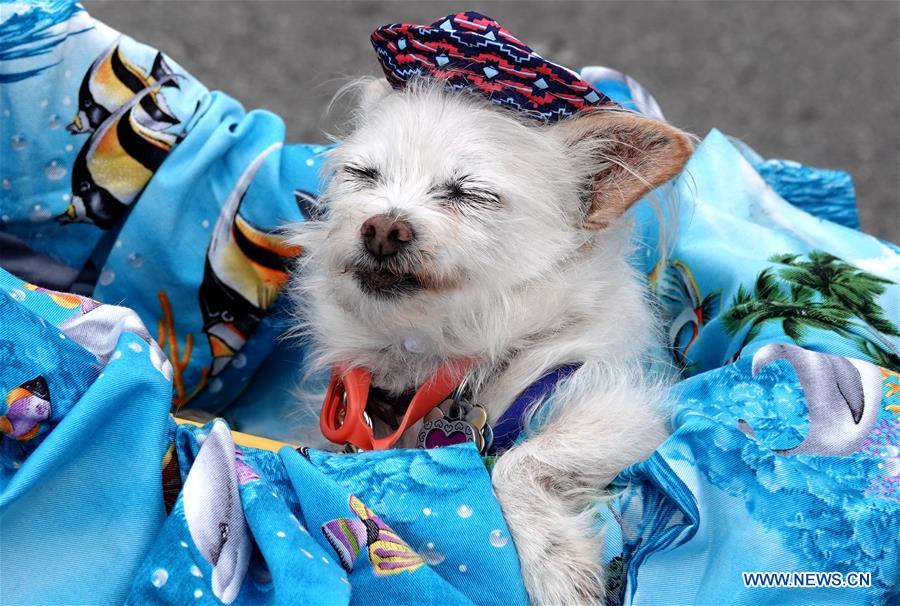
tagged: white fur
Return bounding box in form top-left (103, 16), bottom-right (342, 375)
top-left (288, 78), bottom-right (689, 604)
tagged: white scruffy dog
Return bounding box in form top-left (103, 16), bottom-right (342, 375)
top-left (289, 77), bottom-right (692, 604)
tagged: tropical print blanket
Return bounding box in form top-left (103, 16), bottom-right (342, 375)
top-left (1, 2), bottom-right (898, 605)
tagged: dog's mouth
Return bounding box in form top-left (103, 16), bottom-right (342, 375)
top-left (344, 248), bottom-right (464, 299)
top-left (352, 265), bottom-right (423, 298)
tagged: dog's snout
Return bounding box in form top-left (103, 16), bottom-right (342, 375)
top-left (360, 214), bottom-right (413, 258)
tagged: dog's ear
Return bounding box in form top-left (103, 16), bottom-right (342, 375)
top-left (554, 110), bottom-right (692, 229)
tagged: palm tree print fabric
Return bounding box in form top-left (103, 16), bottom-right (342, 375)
top-left (722, 251), bottom-right (898, 368)
top-left (1, 3), bottom-right (899, 605)
top-left (611, 127), bottom-right (899, 605)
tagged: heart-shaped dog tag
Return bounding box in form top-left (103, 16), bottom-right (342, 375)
top-left (418, 418), bottom-right (476, 449)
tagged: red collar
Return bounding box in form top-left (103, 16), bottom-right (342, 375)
top-left (320, 359), bottom-right (474, 450)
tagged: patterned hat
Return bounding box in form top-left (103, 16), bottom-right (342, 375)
top-left (371, 11), bottom-right (615, 122)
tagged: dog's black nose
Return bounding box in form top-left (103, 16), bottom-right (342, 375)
top-left (360, 214), bottom-right (413, 258)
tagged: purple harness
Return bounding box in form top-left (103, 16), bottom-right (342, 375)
top-left (487, 364), bottom-right (582, 455)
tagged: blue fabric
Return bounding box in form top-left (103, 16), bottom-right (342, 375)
top-left (0, 269), bottom-right (526, 604)
top-left (0, 271), bottom-right (172, 604)
top-left (125, 420), bottom-right (526, 606)
top-left (1, 2), bottom-right (899, 605)
top-left (606, 128), bottom-right (900, 605)
top-left (755, 159), bottom-right (859, 230)
top-left (614, 358), bottom-right (898, 605)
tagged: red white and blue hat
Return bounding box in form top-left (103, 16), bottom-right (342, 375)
top-left (371, 11), bottom-right (616, 122)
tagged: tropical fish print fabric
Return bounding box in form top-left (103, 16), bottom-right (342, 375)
top-left (1, 2), bottom-right (899, 605)
top-left (129, 419), bottom-right (526, 606)
top-left (0, 0), bottom-right (323, 420)
top-left (0, 266), bottom-right (527, 606)
top-left (0, 268), bottom-right (174, 605)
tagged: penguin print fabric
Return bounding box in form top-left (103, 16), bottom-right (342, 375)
top-left (1, 3), bottom-right (900, 606)
top-left (371, 12), bottom-right (615, 121)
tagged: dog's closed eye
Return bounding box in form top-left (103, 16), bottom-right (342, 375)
top-left (343, 164), bottom-right (381, 187)
top-left (432, 175), bottom-right (502, 212)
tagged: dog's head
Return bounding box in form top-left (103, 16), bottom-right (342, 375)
top-left (292, 78), bottom-right (690, 350)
